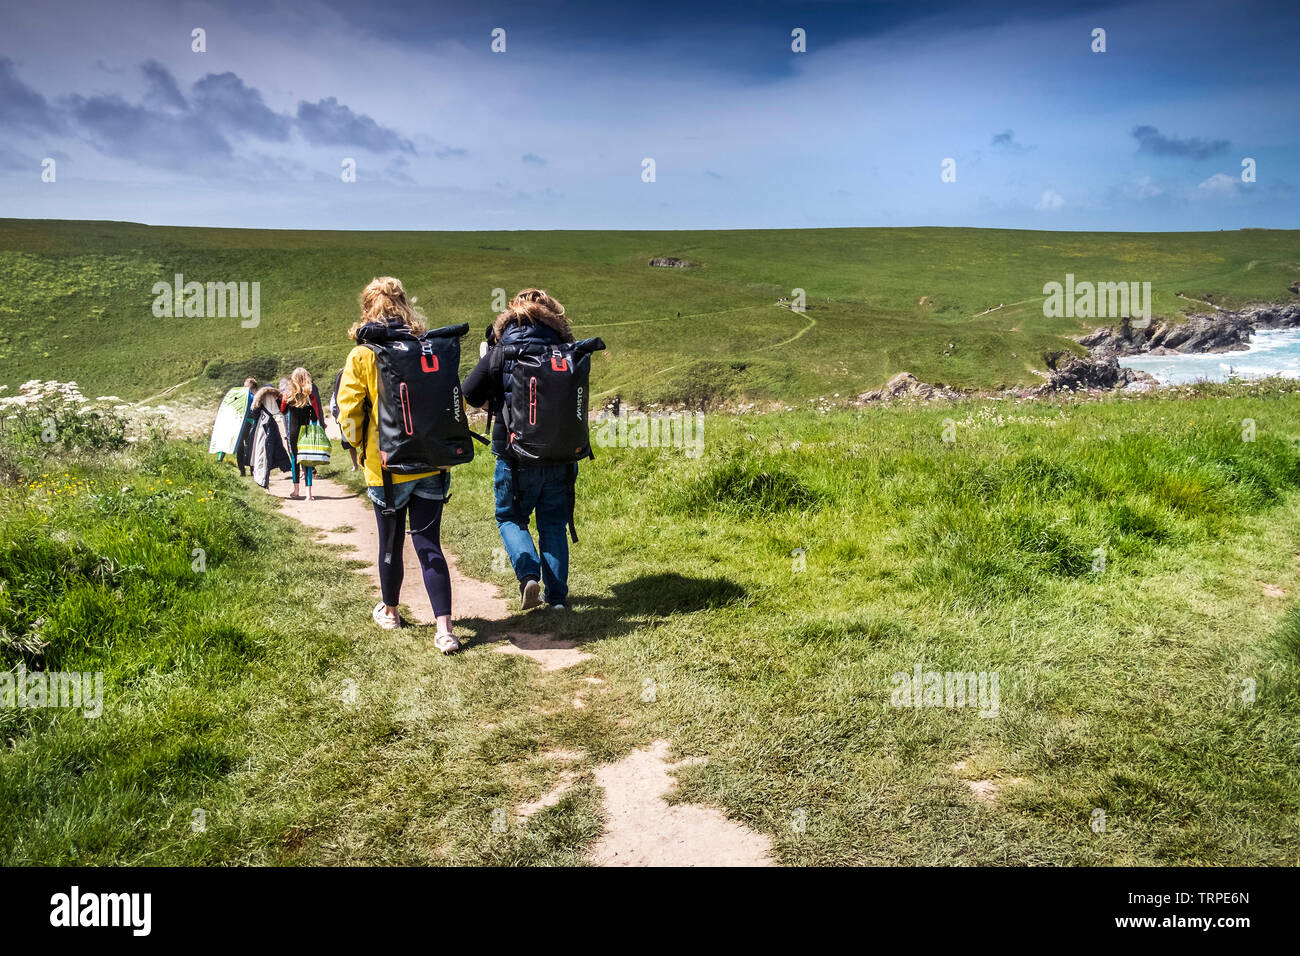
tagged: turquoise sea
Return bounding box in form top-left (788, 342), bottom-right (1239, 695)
top-left (1119, 328), bottom-right (1300, 385)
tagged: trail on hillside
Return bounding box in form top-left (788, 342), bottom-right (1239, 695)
top-left (267, 469), bottom-right (774, 866)
top-left (135, 376), bottom-right (199, 406)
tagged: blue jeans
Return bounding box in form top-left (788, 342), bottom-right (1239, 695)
top-left (494, 459), bottom-right (572, 606)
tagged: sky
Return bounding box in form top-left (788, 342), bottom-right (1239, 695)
top-left (0, 0), bottom-right (1296, 231)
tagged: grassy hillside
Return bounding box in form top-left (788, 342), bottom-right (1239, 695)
top-left (1, 219), bottom-right (1297, 406)
top-left (3, 381), bottom-right (1299, 864)
top-left (2, 219), bottom-right (1298, 865)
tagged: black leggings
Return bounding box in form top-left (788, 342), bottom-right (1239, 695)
top-left (373, 494), bottom-right (452, 617)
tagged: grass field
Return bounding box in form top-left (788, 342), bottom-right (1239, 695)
top-left (3, 376), bottom-right (1299, 864)
top-left (2, 220), bottom-right (1299, 865)
top-left (2, 219), bottom-right (1298, 408)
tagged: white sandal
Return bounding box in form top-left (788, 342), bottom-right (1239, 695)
top-left (372, 602), bottom-right (401, 630)
top-left (433, 631), bottom-right (461, 655)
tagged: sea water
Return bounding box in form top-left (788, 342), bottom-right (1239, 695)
top-left (1119, 328), bottom-right (1300, 385)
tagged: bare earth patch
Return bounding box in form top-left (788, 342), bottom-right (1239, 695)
top-left (952, 760), bottom-right (1024, 803)
top-left (590, 740), bottom-right (773, 867)
top-left (494, 633), bottom-right (594, 671)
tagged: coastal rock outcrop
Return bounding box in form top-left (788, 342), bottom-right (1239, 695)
top-left (858, 371), bottom-right (948, 402)
top-left (1246, 301), bottom-right (1300, 329)
top-left (1146, 312), bottom-right (1252, 353)
top-left (1079, 302), bottom-right (1300, 357)
top-left (1029, 354), bottom-right (1156, 395)
top-left (1077, 320), bottom-right (1153, 357)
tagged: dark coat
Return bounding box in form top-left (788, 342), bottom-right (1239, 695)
top-left (463, 320), bottom-right (569, 458)
top-left (234, 389), bottom-right (258, 469)
top-left (248, 386), bottom-right (291, 487)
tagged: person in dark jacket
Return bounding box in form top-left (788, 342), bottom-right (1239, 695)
top-left (463, 288), bottom-right (576, 611)
top-left (247, 384), bottom-right (292, 488)
top-left (233, 377), bottom-right (259, 476)
top-left (280, 367), bottom-right (324, 500)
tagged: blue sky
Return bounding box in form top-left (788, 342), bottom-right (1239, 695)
top-left (1, 0), bottom-right (1296, 231)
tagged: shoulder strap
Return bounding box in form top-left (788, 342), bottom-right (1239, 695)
top-left (378, 468), bottom-right (400, 569)
top-left (567, 464), bottom-right (579, 543)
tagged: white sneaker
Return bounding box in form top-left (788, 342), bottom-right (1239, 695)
top-left (520, 579), bottom-right (542, 611)
top-left (372, 602), bottom-right (401, 630)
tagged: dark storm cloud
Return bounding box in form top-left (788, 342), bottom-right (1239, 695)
top-left (63, 91), bottom-right (235, 169)
top-left (141, 60), bottom-right (188, 111)
top-left (295, 97), bottom-right (414, 153)
top-left (0, 58), bottom-right (65, 132)
top-left (193, 72), bottom-right (291, 141)
top-left (1, 58), bottom-right (420, 172)
top-left (310, 0), bottom-right (1129, 82)
top-left (1132, 125), bottom-right (1229, 159)
top-left (60, 62), bottom-right (290, 171)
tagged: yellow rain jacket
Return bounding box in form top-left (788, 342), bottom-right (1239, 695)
top-left (336, 343), bottom-right (441, 490)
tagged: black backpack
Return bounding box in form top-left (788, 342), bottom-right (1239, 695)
top-left (356, 322), bottom-right (486, 511)
top-left (492, 337), bottom-right (606, 464)
top-left (489, 336), bottom-right (606, 542)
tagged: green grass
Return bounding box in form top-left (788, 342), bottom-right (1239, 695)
top-left (5, 380), bottom-right (1298, 864)
top-left (440, 380), bottom-right (1300, 865)
top-left (0, 430), bottom-right (613, 864)
top-left (3, 219), bottom-right (1299, 865)
top-left (2, 219), bottom-right (1298, 409)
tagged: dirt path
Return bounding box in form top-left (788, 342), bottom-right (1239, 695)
top-left (271, 471), bottom-right (505, 624)
top-left (591, 741), bottom-right (773, 866)
top-left (268, 468), bottom-right (774, 866)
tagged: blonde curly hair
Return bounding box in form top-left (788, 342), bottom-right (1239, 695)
top-left (348, 276), bottom-right (427, 340)
top-left (284, 367), bottom-right (314, 408)
top-left (491, 288), bottom-right (573, 343)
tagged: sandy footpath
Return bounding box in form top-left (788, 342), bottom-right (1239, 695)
top-left (270, 471), bottom-right (506, 624)
top-left (268, 469), bottom-right (773, 866)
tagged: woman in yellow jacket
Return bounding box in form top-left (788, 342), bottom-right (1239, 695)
top-left (336, 277), bottom-right (459, 653)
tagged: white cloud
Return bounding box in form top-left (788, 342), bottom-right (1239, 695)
top-left (1195, 172), bottom-right (1240, 198)
top-left (1035, 188), bottom-right (1065, 211)
top-left (1124, 175), bottom-right (1163, 199)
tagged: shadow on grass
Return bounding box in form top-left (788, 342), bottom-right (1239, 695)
top-left (454, 572), bottom-right (746, 650)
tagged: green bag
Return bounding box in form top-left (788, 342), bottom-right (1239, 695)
top-left (296, 422), bottom-right (332, 464)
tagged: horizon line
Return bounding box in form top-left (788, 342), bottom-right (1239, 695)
top-left (2, 217), bottom-right (1293, 236)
